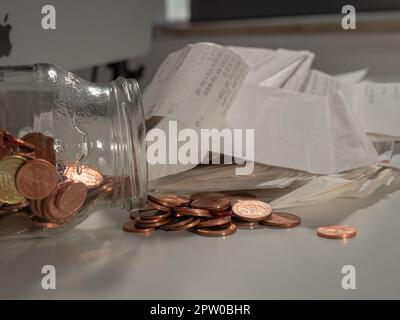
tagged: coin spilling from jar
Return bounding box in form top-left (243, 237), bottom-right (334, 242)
top-left (0, 129), bottom-right (126, 236)
top-left (125, 193), bottom-right (358, 239)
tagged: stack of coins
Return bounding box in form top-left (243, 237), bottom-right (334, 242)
top-left (123, 193), bottom-right (303, 237)
top-left (0, 129), bottom-right (122, 236)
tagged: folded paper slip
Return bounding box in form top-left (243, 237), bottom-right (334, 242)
top-left (224, 84), bottom-right (377, 174)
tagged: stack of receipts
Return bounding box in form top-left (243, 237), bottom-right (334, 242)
top-left (143, 42), bottom-right (400, 208)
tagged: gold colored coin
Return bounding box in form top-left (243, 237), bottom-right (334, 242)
top-left (0, 156), bottom-right (27, 204)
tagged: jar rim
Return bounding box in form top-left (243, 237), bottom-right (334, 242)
top-left (111, 77), bottom-right (148, 210)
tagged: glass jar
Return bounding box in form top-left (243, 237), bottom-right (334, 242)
top-left (0, 64), bottom-right (147, 239)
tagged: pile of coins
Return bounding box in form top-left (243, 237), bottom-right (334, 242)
top-left (0, 128), bottom-right (117, 236)
top-left (125, 193), bottom-right (358, 240)
top-left (124, 193), bottom-right (303, 237)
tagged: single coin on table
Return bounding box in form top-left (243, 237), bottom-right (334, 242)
top-left (15, 159), bottom-right (59, 200)
top-left (232, 200), bottom-right (272, 222)
top-left (259, 212), bottom-right (301, 228)
top-left (316, 225), bottom-right (357, 240)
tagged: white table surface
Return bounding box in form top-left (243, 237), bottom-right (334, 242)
top-left (1, 176), bottom-right (400, 300)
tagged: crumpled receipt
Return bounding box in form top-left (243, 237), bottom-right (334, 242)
top-left (225, 84), bottom-right (377, 174)
top-left (143, 43), bottom-right (377, 179)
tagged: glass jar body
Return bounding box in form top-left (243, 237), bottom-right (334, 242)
top-left (0, 64), bottom-right (147, 239)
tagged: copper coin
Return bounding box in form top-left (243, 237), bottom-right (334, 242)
top-left (0, 213), bottom-right (31, 235)
top-left (137, 210), bottom-right (171, 222)
top-left (174, 207), bottom-right (212, 218)
top-left (135, 216), bottom-right (170, 225)
top-left (123, 221), bottom-right (155, 234)
top-left (5, 133), bottom-right (35, 150)
top-left (15, 159), bottom-right (59, 200)
top-left (129, 209), bottom-right (141, 219)
top-left (260, 212), bottom-right (301, 228)
top-left (159, 194), bottom-right (191, 206)
top-left (172, 218), bottom-right (201, 231)
top-left (135, 218), bottom-right (171, 228)
top-left (316, 225), bottom-right (357, 240)
top-left (30, 199), bottom-right (44, 218)
top-left (173, 211), bottom-right (186, 218)
top-left (148, 194), bottom-right (191, 208)
top-left (129, 206), bottom-right (161, 219)
top-left (159, 216), bottom-right (195, 231)
top-left (64, 163), bottom-right (104, 188)
top-left (232, 217), bottom-right (259, 228)
top-left (56, 182), bottom-right (88, 214)
top-left (212, 210), bottom-right (232, 217)
top-left (40, 197), bottom-right (50, 218)
top-left (191, 223), bottom-right (237, 237)
top-left (44, 182), bottom-right (73, 222)
top-left (21, 132), bottom-right (56, 164)
top-left (90, 177), bottom-right (115, 199)
top-left (232, 200), bottom-right (272, 222)
top-left (191, 197), bottom-right (231, 211)
top-left (21, 132), bottom-right (47, 143)
top-left (197, 216), bottom-right (231, 228)
top-left (147, 200), bottom-right (170, 212)
top-left (44, 196), bottom-right (63, 222)
top-left (0, 201), bottom-right (30, 213)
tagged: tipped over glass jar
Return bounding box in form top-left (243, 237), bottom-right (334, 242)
top-left (0, 64), bottom-right (147, 239)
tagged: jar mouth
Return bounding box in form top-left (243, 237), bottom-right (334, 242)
top-left (111, 77), bottom-right (148, 210)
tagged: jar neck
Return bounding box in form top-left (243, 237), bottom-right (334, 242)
top-left (110, 77), bottom-right (147, 210)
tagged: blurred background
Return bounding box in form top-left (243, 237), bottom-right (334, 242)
top-left (1, 0), bottom-right (400, 86)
